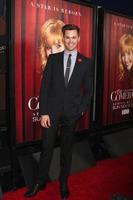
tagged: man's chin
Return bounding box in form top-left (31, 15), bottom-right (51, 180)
top-left (65, 47), bottom-right (76, 51)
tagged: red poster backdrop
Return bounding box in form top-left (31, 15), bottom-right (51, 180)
top-left (13, 0), bottom-right (94, 143)
top-left (103, 12), bottom-right (133, 126)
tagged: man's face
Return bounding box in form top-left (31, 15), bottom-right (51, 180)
top-left (63, 30), bottom-right (80, 51)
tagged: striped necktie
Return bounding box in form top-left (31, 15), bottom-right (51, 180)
top-left (64, 54), bottom-right (71, 87)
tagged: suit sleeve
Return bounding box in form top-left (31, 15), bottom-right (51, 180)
top-left (39, 55), bottom-right (53, 115)
top-left (79, 58), bottom-right (93, 114)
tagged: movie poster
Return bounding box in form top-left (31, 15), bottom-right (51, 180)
top-left (102, 13), bottom-right (133, 126)
top-left (13, 0), bottom-right (94, 143)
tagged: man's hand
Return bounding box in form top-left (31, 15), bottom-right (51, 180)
top-left (40, 115), bottom-right (51, 128)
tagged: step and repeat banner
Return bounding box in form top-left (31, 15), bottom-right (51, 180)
top-left (12, 0), bottom-right (95, 144)
top-left (102, 12), bottom-right (133, 126)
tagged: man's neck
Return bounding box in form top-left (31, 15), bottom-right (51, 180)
top-left (64, 49), bottom-right (77, 54)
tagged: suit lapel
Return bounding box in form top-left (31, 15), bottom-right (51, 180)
top-left (59, 51), bottom-right (66, 88)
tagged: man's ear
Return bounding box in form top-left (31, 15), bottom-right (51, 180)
top-left (78, 36), bottom-right (80, 42)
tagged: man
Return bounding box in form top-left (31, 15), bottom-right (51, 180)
top-left (24, 24), bottom-right (93, 199)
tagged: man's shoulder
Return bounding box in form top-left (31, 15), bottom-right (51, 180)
top-left (78, 52), bottom-right (91, 63)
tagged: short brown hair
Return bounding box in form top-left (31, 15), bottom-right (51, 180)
top-left (62, 24), bottom-right (80, 36)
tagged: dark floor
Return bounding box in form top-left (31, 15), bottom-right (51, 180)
top-left (103, 127), bottom-right (133, 157)
top-left (0, 127), bottom-right (133, 196)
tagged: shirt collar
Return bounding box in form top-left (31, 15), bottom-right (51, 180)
top-left (64, 49), bottom-right (77, 56)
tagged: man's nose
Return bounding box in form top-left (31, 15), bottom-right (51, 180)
top-left (69, 38), bottom-right (73, 43)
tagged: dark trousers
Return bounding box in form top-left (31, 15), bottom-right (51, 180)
top-left (38, 114), bottom-right (76, 185)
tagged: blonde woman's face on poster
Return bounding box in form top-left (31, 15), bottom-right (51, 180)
top-left (121, 50), bottom-right (133, 71)
top-left (45, 41), bottom-right (64, 57)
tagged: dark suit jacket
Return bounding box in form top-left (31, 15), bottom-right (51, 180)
top-left (39, 51), bottom-right (93, 120)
